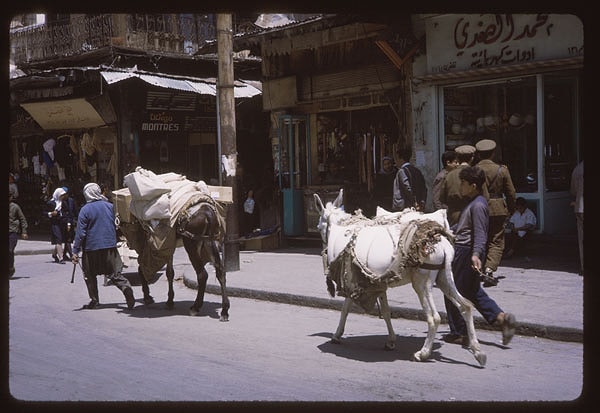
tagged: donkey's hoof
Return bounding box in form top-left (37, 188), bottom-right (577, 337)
top-left (219, 314), bottom-right (229, 322)
top-left (412, 350), bottom-right (430, 362)
top-left (143, 296), bottom-right (155, 305)
top-left (330, 336), bottom-right (342, 344)
top-left (189, 307), bottom-right (199, 316)
top-left (384, 342), bottom-right (396, 351)
top-left (474, 351), bottom-right (487, 367)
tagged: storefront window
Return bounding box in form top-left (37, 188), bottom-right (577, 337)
top-left (443, 77), bottom-right (538, 193)
top-left (543, 73), bottom-right (580, 191)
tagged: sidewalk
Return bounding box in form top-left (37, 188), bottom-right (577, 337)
top-left (15, 236), bottom-right (584, 343)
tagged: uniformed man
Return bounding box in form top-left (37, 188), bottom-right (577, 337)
top-left (475, 139), bottom-right (516, 283)
top-left (439, 145), bottom-right (476, 227)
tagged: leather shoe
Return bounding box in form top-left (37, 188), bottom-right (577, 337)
top-left (442, 333), bottom-right (468, 346)
top-left (82, 299), bottom-right (99, 309)
top-left (124, 287), bottom-right (135, 310)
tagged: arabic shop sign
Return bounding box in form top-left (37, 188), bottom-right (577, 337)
top-left (425, 14), bottom-right (583, 74)
top-left (141, 111), bottom-right (181, 133)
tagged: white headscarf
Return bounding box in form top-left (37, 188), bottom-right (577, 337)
top-left (52, 187), bottom-right (66, 211)
top-left (83, 182), bottom-right (107, 203)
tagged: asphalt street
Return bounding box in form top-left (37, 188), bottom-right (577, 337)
top-left (14, 233), bottom-right (585, 343)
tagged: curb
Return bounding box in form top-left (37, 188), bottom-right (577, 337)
top-left (15, 248), bottom-right (54, 256)
top-left (183, 273), bottom-right (584, 344)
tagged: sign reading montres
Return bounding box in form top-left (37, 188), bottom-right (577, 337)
top-left (425, 14), bottom-right (584, 74)
top-left (141, 111), bottom-right (181, 133)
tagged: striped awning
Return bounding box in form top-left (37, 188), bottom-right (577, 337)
top-left (414, 56), bottom-right (583, 84)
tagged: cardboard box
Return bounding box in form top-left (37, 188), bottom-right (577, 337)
top-left (112, 188), bottom-right (132, 223)
top-left (206, 185), bottom-right (233, 203)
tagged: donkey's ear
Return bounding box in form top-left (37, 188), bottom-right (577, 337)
top-left (333, 188), bottom-right (344, 208)
top-left (314, 193), bottom-right (324, 213)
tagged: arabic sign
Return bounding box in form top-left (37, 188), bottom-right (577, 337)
top-left (20, 98), bottom-right (106, 130)
top-left (425, 14), bottom-right (583, 74)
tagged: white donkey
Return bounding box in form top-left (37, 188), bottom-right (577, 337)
top-left (314, 189), bottom-right (486, 367)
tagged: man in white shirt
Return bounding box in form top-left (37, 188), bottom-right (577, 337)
top-left (504, 197), bottom-right (536, 258)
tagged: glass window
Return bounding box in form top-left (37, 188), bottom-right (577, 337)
top-left (543, 73), bottom-right (580, 191)
top-left (443, 77), bottom-right (538, 192)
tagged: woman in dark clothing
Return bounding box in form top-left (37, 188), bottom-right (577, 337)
top-left (442, 166), bottom-right (517, 346)
top-left (45, 187), bottom-right (68, 263)
top-left (61, 186), bottom-right (79, 261)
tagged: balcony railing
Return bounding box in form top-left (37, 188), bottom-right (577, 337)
top-left (10, 14), bottom-right (218, 65)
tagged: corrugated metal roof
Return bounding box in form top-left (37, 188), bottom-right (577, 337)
top-left (100, 69), bottom-right (261, 98)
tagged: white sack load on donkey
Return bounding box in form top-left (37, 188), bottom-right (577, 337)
top-left (314, 189), bottom-right (487, 367)
top-left (113, 166), bottom-right (233, 321)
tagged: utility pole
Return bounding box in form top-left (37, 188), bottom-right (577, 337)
top-left (217, 13), bottom-right (239, 271)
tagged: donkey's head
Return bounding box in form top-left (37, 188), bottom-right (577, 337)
top-left (313, 189), bottom-right (344, 244)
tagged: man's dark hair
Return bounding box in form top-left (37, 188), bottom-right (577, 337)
top-left (441, 150), bottom-right (458, 167)
top-left (459, 166), bottom-right (485, 190)
top-left (515, 197), bottom-right (527, 207)
top-left (396, 146), bottom-right (412, 162)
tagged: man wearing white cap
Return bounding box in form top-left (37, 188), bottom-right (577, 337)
top-left (475, 139), bottom-right (516, 285)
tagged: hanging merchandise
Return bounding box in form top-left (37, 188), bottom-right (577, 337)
top-left (42, 138), bottom-right (56, 169)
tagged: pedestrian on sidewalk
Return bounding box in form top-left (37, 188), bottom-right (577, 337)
top-left (71, 182), bottom-right (135, 310)
top-left (372, 155), bottom-right (397, 212)
top-left (9, 189), bottom-right (28, 278)
top-left (392, 146), bottom-right (427, 212)
top-left (431, 150), bottom-right (459, 211)
top-left (442, 166), bottom-right (516, 347)
top-left (61, 186), bottom-right (79, 261)
top-left (474, 139), bottom-right (516, 282)
top-left (45, 187), bottom-right (68, 263)
top-left (570, 160), bottom-right (584, 276)
top-left (439, 145), bottom-right (476, 227)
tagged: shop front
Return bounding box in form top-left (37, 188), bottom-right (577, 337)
top-left (10, 93), bottom-right (119, 228)
top-left (271, 92), bottom-right (404, 236)
top-left (414, 13), bottom-right (583, 235)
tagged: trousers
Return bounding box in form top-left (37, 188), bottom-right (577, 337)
top-left (81, 247), bottom-right (131, 302)
top-left (484, 215), bottom-right (507, 272)
top-left (445, 245), bottom-right (503, 336)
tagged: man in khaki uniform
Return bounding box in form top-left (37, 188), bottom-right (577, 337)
top-left (475, 139), bottom-right (516, 282)
top-left (439, 145), bottom-right (476, 227)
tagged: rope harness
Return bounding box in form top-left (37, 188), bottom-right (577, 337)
top-left (322, 209), bottom-right (453, 311)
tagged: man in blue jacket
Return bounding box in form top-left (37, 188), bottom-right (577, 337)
top-left (72, 182), bottom-right (135, 310)
top-left (442, 166), bottom-right (516, 347)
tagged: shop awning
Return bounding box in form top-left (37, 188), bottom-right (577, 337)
top-left (21, 97), bottom-right (107, 130)
top-left (100, 70), bottom-right (261, 98)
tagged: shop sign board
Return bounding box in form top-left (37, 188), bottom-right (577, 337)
top-left (425, 14), bottom-right (583, 74)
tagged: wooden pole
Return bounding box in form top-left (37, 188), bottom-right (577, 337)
top-left (217, 14), bottom-right (239, 271)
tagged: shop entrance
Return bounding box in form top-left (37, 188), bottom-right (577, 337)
top-left (278, 115), bottom-right (309, 236)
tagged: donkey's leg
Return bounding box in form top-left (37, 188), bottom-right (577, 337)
top-left (183, 238), bottom-right (209, 317)
top-left (411, 269), bottom-right (440, 362)
top-left (436, 268), bottom-right (487, 367)
top-left (331, 297), bottom-right (353, 344)
top-left (377, 292), bottom-right (396, 350)
top-left (138, 265), bottom-right (155, 305)
top-left (210, 240), bottom-right (229, 322)
top-left (165, 255), bottom-right (175, 310)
